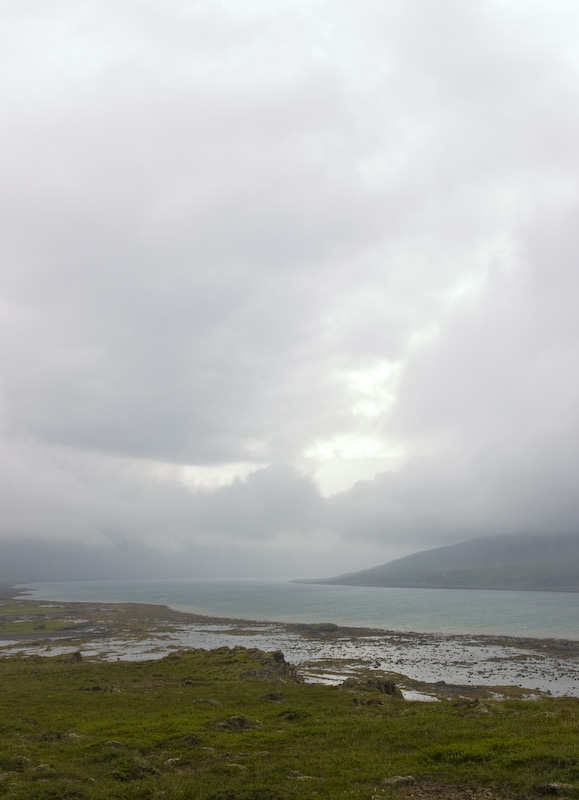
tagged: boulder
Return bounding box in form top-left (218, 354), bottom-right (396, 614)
top-left (342, 676), bottom-right (404, 698)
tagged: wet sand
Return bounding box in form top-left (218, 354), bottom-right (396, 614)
top-left (1, 597), bottom-right (579, 700)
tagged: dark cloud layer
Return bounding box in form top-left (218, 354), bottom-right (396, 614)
top-left (0, 1), bottom-right (578, 579)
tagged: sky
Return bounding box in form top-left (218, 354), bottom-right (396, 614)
top-left (1, 0), bottom-right (578, 581)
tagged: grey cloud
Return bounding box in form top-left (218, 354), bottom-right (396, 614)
top-left (0, 1), bottom-right (578, 579)
top-left (1, 6), bottom-right (391, 466)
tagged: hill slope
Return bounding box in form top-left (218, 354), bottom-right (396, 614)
top-left (310, 532), bottom-right (579, 591)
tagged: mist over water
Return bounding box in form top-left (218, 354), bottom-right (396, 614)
top-left (22, 578), bottom-right (579, 640)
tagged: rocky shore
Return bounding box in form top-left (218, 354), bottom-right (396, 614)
top-left (1, 594), bottom-right (579, 701)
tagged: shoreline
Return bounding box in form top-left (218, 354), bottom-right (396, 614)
top-left (1, 596), bottom-right (579, 700)
top-left (3, 584), bottom-right (579, 654)
top-left (17, 577), bottom-right (579, 641)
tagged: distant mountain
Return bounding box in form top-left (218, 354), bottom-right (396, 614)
top-left (306, 532), bottom-right (579, 592)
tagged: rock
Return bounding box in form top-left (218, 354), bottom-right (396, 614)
top-left (367, 678), bottom-right (404, 698)
top-left (383, 775), bottom-right (416, 786)
top-left (537, 783), bottom-right (576, 795)
top-left (342, 676), bottom-right (404, 699)
top-left (65, 651), bottom-right (83, 663)
top-left (239, 649), bottom-right (304, 684)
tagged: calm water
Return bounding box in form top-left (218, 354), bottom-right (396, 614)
top-left (20, 578), bottom-right (579, 640)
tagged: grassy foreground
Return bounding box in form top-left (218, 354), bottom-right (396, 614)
top-left (1, 646), bottom-right (579, 800)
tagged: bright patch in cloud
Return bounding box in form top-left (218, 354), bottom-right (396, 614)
top-left (347, 361), bottom-right (402, 418)
top-left (305, 434), bottom-right (405, 461)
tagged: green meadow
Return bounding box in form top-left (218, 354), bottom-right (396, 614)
top-left (1, 644), bottom-right (579, 800)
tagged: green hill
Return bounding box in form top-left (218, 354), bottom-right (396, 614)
top-left (311, 532), bottom-right (579, 591)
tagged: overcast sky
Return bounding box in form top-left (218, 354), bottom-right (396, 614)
top-left (1, 0), bottom-right (578, 580)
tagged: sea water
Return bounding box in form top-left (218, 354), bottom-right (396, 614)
top-left (20, 578), bottom-right (579, 640)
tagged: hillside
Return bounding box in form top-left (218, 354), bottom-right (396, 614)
top-left (310, 532), bottom-right (579, 591)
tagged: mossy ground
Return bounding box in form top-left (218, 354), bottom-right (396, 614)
top-left (1, 644), bottom-right (579, 800)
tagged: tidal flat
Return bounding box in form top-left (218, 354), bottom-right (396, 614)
top-left (1, 597), bottom-right (579, 700)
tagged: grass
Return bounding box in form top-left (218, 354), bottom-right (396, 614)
top-left (1, 645), bottom-right (579, 800)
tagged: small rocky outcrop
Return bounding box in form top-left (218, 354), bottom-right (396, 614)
top-left (239, 649), bottom-right (304, 684)
top-left (342, 676), bottom-right (404, 698)
top-left (367, 678), bottom-right (404, 698)
top-left (65, 651), bottom-right (83, 663)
